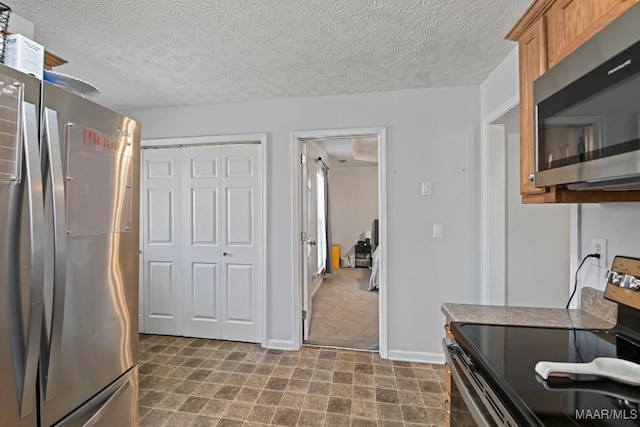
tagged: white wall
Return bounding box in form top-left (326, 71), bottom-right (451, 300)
top-left (329, 166), bottom-right (378, 257)
top-left (485, 123), bottom-right (507, 305)
top-left (480, 47), bottom-right (519, 120)
top-left (505, 113), bottom-right (571, 308)
top-left (8, 13), bottom-right (35, 38)
top-left (481, 45), bottom-right (572, 308)
top-left (480, 46), bottom-right (519, 305)
top-left (127, 85), bottom-right (481, 361)
top-left (578, 204), bottom-right (640, 293)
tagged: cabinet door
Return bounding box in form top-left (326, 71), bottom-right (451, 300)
top-left (444, 324), bottom-right (451, 426)
top-left (518, 18), bottom-right (547, 195)
top-left (549, 0), bottom-right (635, 65)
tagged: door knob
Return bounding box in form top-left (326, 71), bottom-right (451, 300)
top-left (223, 252), bottom-right (229, 256)
top-left (308, 240), bottom-right (317, 246)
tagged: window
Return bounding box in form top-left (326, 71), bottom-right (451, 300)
top-left (316, 170), bottom-right (326, 273)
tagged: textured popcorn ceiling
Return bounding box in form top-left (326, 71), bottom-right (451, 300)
top-left (9, 0), bottom-right (530, 111)
top-left (315, 137), bottom-right (378, 167)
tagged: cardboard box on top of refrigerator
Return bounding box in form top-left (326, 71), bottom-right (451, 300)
top-left (3, 33), bottom-right (44, 80)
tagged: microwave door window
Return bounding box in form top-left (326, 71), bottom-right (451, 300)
top-left (540, 124), bottom-right (596, 170)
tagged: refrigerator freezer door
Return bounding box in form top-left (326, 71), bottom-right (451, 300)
top-left (0, 66), bottom-right (44, 427)
top-left (39, 82), bottom-right (140, 426)
top-left (54, 367), bottom-right (139, 427)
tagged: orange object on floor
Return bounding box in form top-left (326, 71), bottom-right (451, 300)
top-left (332, 244), bottom-right (340, 269)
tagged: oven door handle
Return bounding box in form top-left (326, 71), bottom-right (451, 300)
top-left (444, 338), bottom-right (479, 372)
top-left (443, 339), bottom-right (493, 427)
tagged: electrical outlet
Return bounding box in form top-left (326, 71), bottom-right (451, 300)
top-left (591, 238), bottom-right (607, 268)
top-left (421, 182), bottom-right (432, 196)
top-left (433, 224), bottom-right (443, 238)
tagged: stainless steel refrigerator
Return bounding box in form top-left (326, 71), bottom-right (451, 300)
top-left (0, 63), bottom-right (140, 426)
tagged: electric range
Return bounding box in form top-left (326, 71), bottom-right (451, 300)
top-left (445, 256), bottom-right (640, 427)
top-left (451, 323), bottom-right (640, 426)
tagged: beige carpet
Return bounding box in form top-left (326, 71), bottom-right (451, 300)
top-left (306, 267), bottom-right (379, 350)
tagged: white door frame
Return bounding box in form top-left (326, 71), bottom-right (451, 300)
top-left (140, 133), bottom-right (269, 347)
top-left (301, 142), bottom-right (311, 340)
top-left (291, 127), bottom-right (388, 358)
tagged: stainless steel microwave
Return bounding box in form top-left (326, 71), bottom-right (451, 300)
top-left (534, 2), bottom-right (640, 191)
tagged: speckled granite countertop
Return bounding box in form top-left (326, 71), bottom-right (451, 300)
top-left (441, 304), bottom-right (615, 329)
top-left (442, 287), bottom-right (617, 329)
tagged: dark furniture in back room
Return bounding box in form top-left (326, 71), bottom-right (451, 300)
top-left (355, 240), bottom-right (372, 267)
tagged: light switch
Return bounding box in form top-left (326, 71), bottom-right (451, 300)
top-left (421, 182), bottom-right (432, 196)
top-left (433, 224), bottom-right (443, 238)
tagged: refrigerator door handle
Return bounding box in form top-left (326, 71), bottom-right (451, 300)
top-left (41, 107), bottom-right (67, 403)
top-left (82, 379), bottom-right (130, 427)
top-left (56, 375), bottom-right (130, 427)
top-left (18, 101), bottom-right (45, 418)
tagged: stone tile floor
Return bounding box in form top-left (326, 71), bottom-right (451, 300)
top-left (138, 334), bottom-right (447, 426)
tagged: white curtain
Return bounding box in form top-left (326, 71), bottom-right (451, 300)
top-left (324, 165), bottom-right (333, 274)
top-left (315, 158), bottom-right (333, 274)
top-left (316, 169), bottom-right (326, 273)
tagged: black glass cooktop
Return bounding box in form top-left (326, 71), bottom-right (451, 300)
top-left (452, 323), bottom-right (640, 426)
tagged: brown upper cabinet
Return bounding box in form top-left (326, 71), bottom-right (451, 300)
top-left (506, 0), bottom-right (640, 203)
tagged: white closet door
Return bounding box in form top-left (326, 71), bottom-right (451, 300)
top-left (181, 146), bottom-right (221, 339)
top-left (220, 144), bottom-right (262, 342)
top-left (142, 147), bottom-right (182, 335)
top-left (141, 143), bottom-right (263, 343)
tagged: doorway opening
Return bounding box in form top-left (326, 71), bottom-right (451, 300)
top-left (291, 127), bottom-right (387, 356)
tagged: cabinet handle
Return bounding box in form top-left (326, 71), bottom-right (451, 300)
top-left (529, 172), bottom-right (535, 182)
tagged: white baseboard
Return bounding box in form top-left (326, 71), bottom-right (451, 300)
top-left (387, 349), bottom-right (445, 365)
top-left (267, 339), bottom-right (296, 351)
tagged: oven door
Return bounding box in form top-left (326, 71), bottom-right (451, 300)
top-left (444, 339), bottom-right (517, 427)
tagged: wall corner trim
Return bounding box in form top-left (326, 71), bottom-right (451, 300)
top-left (266, 340), bottom-right (297, 351)
top-left (387, 349), bottom-right (445, 365)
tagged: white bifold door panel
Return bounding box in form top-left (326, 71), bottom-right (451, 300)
top-left (181, 146), bottom-right (221, 339)
top-left (142, 147), bottom-right (182, 336)
top-left (219, 145), bottom-right (262, 343)
top-left (142, 144), bottom-right (262, 343)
